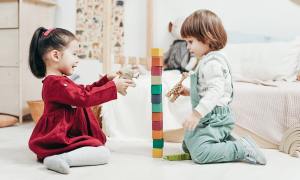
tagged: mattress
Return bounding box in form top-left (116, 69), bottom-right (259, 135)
top-left (231, 81), bottom-right (300, 145)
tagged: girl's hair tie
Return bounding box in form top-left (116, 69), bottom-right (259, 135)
top-left (43, 28), bottom-right (54, 36)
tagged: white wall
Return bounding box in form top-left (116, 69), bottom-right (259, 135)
top-left (151, 0), bottom-right (300, 49)
top-left (55, 0), bottom-right (76, 33)
top-left (54, 0), bottom-right (300, 58)
top-left (123, 0), bottom-right (147, 57)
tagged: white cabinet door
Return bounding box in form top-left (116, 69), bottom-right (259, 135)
top-left (0, 0), bottom-right (18, 28)
top-left (0, 29), bottom-right (19, 67)
top-left (0, 67), bottom-right (19, 115)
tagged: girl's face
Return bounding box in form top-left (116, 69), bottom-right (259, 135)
top-left (58, 40), bottom-right (79, 76)
top-left (185, 36), bottom-right (210, 58)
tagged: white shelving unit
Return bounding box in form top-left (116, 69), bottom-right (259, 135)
top-left (0, 0), bottom-right (56, 123)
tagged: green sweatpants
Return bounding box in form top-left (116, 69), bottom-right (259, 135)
top-left (183, 106), bottom-right (245, 164)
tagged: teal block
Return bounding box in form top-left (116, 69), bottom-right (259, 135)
top-left (151, 85), bottom-right (162, 95)
top-left (152, 103), bottom-right (162, 112)
top-left (153, 139), bottom-right (164, 148)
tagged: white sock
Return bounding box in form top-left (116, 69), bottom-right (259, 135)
top-left (64, 146), bottom-right (111, 167)
top-left (43, 155), bottom-right (70, 174)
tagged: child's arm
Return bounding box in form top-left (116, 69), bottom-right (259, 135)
top-left (183, 110), bottom-right (202, 131)
top-left (84, 72), bottom-right (118, 90)
top-left (46, 77), bottom-right (117, 107)
top-left (194, 60), bottom-right (225, 117)
top-left (178, 86), bottom-right (190, 96)
top-left (84, 75), bottom-right (110, 90)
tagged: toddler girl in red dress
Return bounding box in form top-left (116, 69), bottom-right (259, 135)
top-left (28, 27), bottom-right (134, 174)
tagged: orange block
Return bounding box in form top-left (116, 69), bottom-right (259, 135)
top-left (152, 130), bottom-right (163, 139)
top-left (152, 148), bottom-right (163, 158)
top-left (152, 56), bottom-right (163, 67)
top-left (152, 112), bottom-right (163, 121)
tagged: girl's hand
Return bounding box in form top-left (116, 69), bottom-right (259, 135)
top-left (183, 110), bottom-right (202, 131)
top-left (178, 86), bottom-right (190, 96)
top-left (113, 77), bottom-right (135, 96)
top-left (107, 72), bottom-right (119, 81)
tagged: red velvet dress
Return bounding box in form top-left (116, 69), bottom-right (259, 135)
top-left (28, 75), bottom-right (117, 161)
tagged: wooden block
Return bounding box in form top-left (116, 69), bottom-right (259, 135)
top-left (152, 112), bottom-right (163, 121)
top-left (152, 120), bottom-right (163, 131)
top-left (151, 94), bottom-right (162, 104)
top-left (152, 130), bottom-right (163, 139)
top-left (152, 56), bottom-right (163, 67)
top-left (128, 56), bottom-right (137, 65)
top-left (151, 48), bottom-right (163, 57)
top-left (153, 139), bottom-right (164, 148)
top-left (152, 148), bottom-right (163, 158)
top-left (139, 57), bottom-right (147, 66)
top-left (151, 66), bottom-right (162, 76)
top-left (151, 85), bottom-right (162, 95)
top-left (114, 55), bottom-right (126, 65)
top-left (152, 103), bottom-right (162, 112)
top-left (151, 76), bottom-right (162, 85)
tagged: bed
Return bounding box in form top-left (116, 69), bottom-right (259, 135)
top-left (231, 81), bottom-right (300, 149)
top-left (73, 53), bottom-right (300, 158)
top-left (100, 72), bottom-right (300, 152)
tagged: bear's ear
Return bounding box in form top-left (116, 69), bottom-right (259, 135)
top-left (169, 17), bottom-right (185, 40)
top-left (168, 21), bottom-right (173, 33)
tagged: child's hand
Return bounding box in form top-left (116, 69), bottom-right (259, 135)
top-left (107, 72), bottom-right (119, 81)
top-left (178, 86), bottom-right (190, 96)
top-left (113, 77), bottom-right (135, 96)
top-left (183, 110), bottom-right (202, 131)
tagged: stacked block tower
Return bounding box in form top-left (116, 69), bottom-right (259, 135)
top-left (151, 48), bottom-right (164, 158)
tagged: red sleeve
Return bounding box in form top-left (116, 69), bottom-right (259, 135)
top-left (46, 77), bottom-right (117, 107)
top-left (85, 75), bottom-right (110, 90)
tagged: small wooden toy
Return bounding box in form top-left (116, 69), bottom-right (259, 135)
top-left (166, 72), bottom-right (189, 102)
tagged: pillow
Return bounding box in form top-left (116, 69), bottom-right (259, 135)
top-left (0, 114), bottom-right (18, 128)
top-left (222, 45), bottom-right (244, 80)
top-left (224, 38), bottom-right (300, 81)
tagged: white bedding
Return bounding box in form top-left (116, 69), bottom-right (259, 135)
top-left (231, 81), bottom-right (300, 145)
top-left (102, 72), bottom-right (300, 144)
top-left (102, 70), bottom-right (192, 141)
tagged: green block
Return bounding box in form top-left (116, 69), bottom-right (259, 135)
top-left (163, 153), bottom-right (191, 161)
top-left (151, 85), bottom-right (162, 95)
top-left (153, 139), bottom-right (164, 148)
top-left (152, 103), bottom-right (162, 112)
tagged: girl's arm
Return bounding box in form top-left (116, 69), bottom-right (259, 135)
top-left (194, 60), bottom-right (225, 117)
top-left (85, 72), bottom-right (118, 90)
top-left (84, 75), bottom-right (110, 90)
top-left (46, 77), bottom-right (117, 107)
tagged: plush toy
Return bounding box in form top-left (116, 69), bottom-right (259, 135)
top-left (117, 66), bottom-right (140, 81)
top-left (115, 66), bottom-right (140, 93)
top-left (168, 17), bottom-right (185, 40)
top-left (166, 17), bottom-right (198, 72)
top-left (166, 72), bottom-right (189, 102)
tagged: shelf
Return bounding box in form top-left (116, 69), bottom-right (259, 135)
top-left (23, 0), bottom-right (57, 6)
